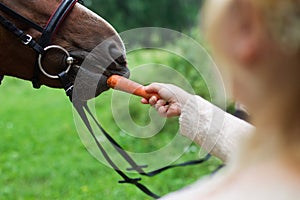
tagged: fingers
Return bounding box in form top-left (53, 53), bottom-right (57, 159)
top-left (144, 83), bottom-right (163, 93)
top-left (157, 104), bottom-right (181, 118)
top-left (142, 95), bottom-right (181, 118)
top-left (166, 103), bottom-right (181, 117)
top-left (149, 96), bottom-right (158, 105)
top-left (144, 83), bottom-right (174, 103)
top-left (141, 95), bottom-right (158, 105)
top-left (141, 83), bottom-right (182, 118)
top-left (158, 106), bottom-right (168, 117)
top-left (154, 99), bottom-right (167, 110)
top-left (152, 100), bottom-right (181, 118)
top-left (141, 98), bottom-right (149, 104)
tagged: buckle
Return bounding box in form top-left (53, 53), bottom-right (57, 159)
top-left (22, 34), bottom-right (33, 45)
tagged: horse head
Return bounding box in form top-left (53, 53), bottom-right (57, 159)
top-left (0, 0), bottom-right (129, 99)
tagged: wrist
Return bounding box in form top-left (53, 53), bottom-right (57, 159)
top-left (179, 95), bottom-right (213, 141)
top-left (178, 93), bottom-right (194, 108)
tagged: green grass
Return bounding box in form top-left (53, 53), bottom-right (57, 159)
top-left (0, 50), bottom-right (222, 200)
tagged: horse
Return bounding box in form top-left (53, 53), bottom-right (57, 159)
top-left (0, 0), bottom-right (129, 98)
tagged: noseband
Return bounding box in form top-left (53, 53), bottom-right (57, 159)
top-left (0, 1), bottom-right (218, 198)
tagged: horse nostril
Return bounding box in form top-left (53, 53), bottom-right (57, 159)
top-left (108, 42), bottom-right (127, 66)
top-left (115, 55), bottom-right (127, 66)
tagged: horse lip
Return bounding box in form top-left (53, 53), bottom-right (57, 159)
top-left (70, 51), bottom-right (128, 66)
top-left (114, 55), bottom-right (127, 66)
top-left (69, 50), bottom-right (130, 84)
top-left (117, 69), bottom-right (130, 78)
top-left (102, 67), bottom-right (130, 78)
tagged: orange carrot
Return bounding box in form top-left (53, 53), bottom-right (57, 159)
top-left (107, 75), bottom-right (159, 100)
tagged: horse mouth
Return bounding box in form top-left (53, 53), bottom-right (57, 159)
top-left (69, 50), bottom-right (130, 100)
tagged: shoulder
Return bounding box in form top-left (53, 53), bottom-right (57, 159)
top-left (160, 163), bottom-right (300, 200)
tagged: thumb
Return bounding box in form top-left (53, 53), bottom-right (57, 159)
top-left (144, 83), bottom-right (163, 93)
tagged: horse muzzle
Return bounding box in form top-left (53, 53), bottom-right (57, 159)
top-left (69, 40), bottom-right (130, 100)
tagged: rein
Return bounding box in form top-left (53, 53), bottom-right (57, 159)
top-left (71, 97), bottom-right (212, 199)
top-left (0, 0), bottom-right (217, 198)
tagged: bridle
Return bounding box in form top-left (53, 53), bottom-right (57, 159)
top-left (0, 0), bottom-right (78, 89)
top-left (0, 0), bottom-right (218, 199)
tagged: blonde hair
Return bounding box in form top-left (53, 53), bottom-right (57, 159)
top-left (203, 0), bottom-right (300, 167)
top-left (253, 0), bottom-right (300, 52)
top-left (238, 0), bottom-right (300, 165)
top-left (203, 0), bottom-right (300, 52)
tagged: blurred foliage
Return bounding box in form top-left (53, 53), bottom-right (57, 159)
top-left (84, 0), bottom-right (203, 32)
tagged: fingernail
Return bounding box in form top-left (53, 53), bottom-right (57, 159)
top-left (149, 97), bottom-right (154, 104)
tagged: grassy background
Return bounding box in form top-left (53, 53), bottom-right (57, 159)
top-left (0, 49), bottom-right (222, 200)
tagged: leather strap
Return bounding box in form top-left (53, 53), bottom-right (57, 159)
top-left (0, 75), bottom-right (3, 85)
top-left (0, 15), bottom-right (44, 54)
top-left (55, 72), bottom-right (215, 198)
top-left (0, 0), bottom-right (78, 89)
top-left (58, 71), bottom-right (74, 101)
top-left (84, 104), bottom-right (213, 177)
top-left (33, 0), bottom-right (78, 89)
top-left (0, 2), bottom-right (43, 32)
top-left (73, 101), bottom-right (160, 199)
top-left (38, 0), bottom-right (78, 47)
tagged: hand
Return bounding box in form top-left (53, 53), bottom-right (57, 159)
top-left (141, 83), bottom-right (193, 118)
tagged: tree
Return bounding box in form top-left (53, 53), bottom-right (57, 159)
top-left (85, 0), bottom-right (203, 32)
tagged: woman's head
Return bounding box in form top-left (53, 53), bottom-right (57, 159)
top-left (203, 0), bottom-right (300, 115)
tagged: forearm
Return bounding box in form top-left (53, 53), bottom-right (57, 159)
top-left (179, 96), bottom-right (254, 162)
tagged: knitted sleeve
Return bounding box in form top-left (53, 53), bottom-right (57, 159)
top-left (179, 95), bottom-right (254, 162)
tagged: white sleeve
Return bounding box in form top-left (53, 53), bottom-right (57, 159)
top-left (179, 95), bottom-right (254, 162)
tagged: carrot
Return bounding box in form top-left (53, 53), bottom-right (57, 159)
top-left (107, 75), bottom-right (159, 100)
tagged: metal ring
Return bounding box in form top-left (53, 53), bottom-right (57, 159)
top-left (38, 45), bottom-right (73, 79)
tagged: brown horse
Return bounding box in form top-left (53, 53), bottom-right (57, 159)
top-left (0, 0), bottom-right (129, 97)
